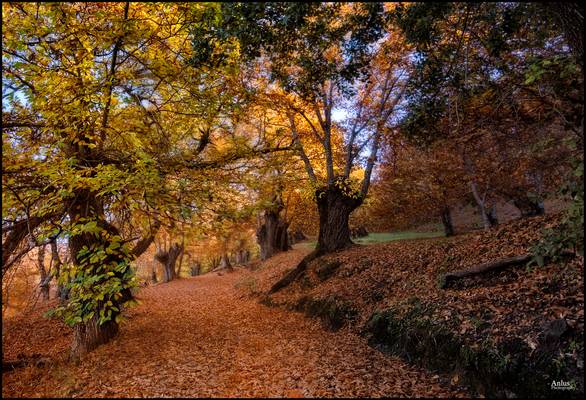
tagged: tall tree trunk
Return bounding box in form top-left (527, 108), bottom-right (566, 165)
top-left (67, 192), bottom-right (126, 359)
top-left (175, 235), bottom-right (185, 277)
top-left (469, 181), bottom-right (497, 229)
top-left (37, 244), bottom-right (50, 301)
top-left (440, 206), bottom-right (454, 237)
top-left (315, 184), bottom-right (363, 254)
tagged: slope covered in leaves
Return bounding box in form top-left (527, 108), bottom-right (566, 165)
top-left (259, 213), bottom-right (584, 395)
top-left (265, 213), bottom-right (583, 346)
top-left (2, 269), bottom-right (468, 397)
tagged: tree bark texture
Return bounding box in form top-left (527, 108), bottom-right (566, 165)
top-left (316, 184), bottom-right (363, 253)
top-left (156, 242), bottom-right (184, 283)
top-left (268, 183), bottom-right (363, 294)
top-left (71, 316), bottom-right (119, 360)
top-left (37, 244), bottom-right (50, 300)
top-left (256, 209), bottom-right (291, 260)
top-left (67, 191), bottom-right (126, 358)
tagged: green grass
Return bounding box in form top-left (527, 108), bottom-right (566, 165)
top-left (293, 230), bottom-right (445, 250)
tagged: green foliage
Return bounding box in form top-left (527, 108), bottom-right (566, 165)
top-left (192, 2), bottom-right (386, 98)
top-left (331, 176), bottom-right (363, 201)
top-left (531, 157), bottom-right (584, 262)
top-left (46, 221), bottom-right (138, 327)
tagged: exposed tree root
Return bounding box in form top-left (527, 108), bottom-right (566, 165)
top-left (439, 251), bottom-right (577, 289)
top-left (268, 250), bottom-right (321, 294)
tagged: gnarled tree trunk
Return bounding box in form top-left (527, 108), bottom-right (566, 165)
top-left (218, 252), bottom-right (233, 271)
top-left (256, 195), bottom-right (291, 260)
top-left (315, 184), bottom-right (363, 254)
top-left (234, 250), bottom-right (249, 265)
top-left (190, 262), bottom-right (201, 276)
top-left (269, 183), bottom-right (363, 295)
top-left (156, 242), bottom-right (184, 283)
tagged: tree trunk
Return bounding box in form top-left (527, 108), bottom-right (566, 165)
top-left (175, 236), bottom-right (185, 277)
top-left (71, 316), bottom-right (119, 360)
top-left (219, 253), bottom-right (233, 271)
top-left (157, 242), bottom-right (184, 283)
top-left (469, 181), bottom-right (497, 229)
top-left (315, 184), bottom-right (363, 254)
top-left (235, 250), bottom-right (249, 265)
top-left (190, 262), bottom-right (200, 276)
top-left (50, 241), bottom-right (68, 301)
top-left (256, 208), bottom-right (291, 260)
top-left (440, 206), bottom-right (454, 237)
top-left (487, 204), bottom-right (499, 226)
top-left (37, 244), bottom-right (50, 301)
top-left (67, 191), bottom-right (128, 358)
top-left (512, 195), bottom-right (545, 218)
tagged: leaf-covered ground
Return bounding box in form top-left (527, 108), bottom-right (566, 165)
top-left (257, 213), bottom-right (584, 396)
top-left (3, 213), bottom-right (582, 397)
top-left (263, 214), bottom-right (584, 350)
top-left (2, 268), bottom-right (468, 398)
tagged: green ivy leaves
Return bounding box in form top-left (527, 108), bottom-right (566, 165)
top-left (47, 220), bottom-right (139, 327)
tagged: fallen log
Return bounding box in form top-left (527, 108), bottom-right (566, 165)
top-left (439, 251), bottom-right (576, 289)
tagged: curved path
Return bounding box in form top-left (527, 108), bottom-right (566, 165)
top-left (3, 269), bottom-right (467, 397)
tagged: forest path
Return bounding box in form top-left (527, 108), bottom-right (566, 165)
top-left (3, 264), bottom-right (467, 397)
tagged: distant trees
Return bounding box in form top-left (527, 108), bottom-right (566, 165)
top-left (390, 2), bottom-right (581, 231)
top-left (199, 3), bottom-right (410, 255)
top-left (368, 138), bottom-right (465, 235)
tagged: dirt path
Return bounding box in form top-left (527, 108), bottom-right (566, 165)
top-left (3, 268), bottom-right (468, 397)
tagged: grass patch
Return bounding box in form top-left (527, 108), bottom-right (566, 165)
top-left (354, 231), bottom-right (445, 244)
top-left (234, 275), bottom-right (259, 295)
top-left (295, 230), bottom-right (445, 250)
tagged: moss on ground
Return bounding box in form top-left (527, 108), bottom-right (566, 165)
top-left (294, 296), bottom-right (357, 331)
top-left (366, 301), bottom-right (583, 398)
